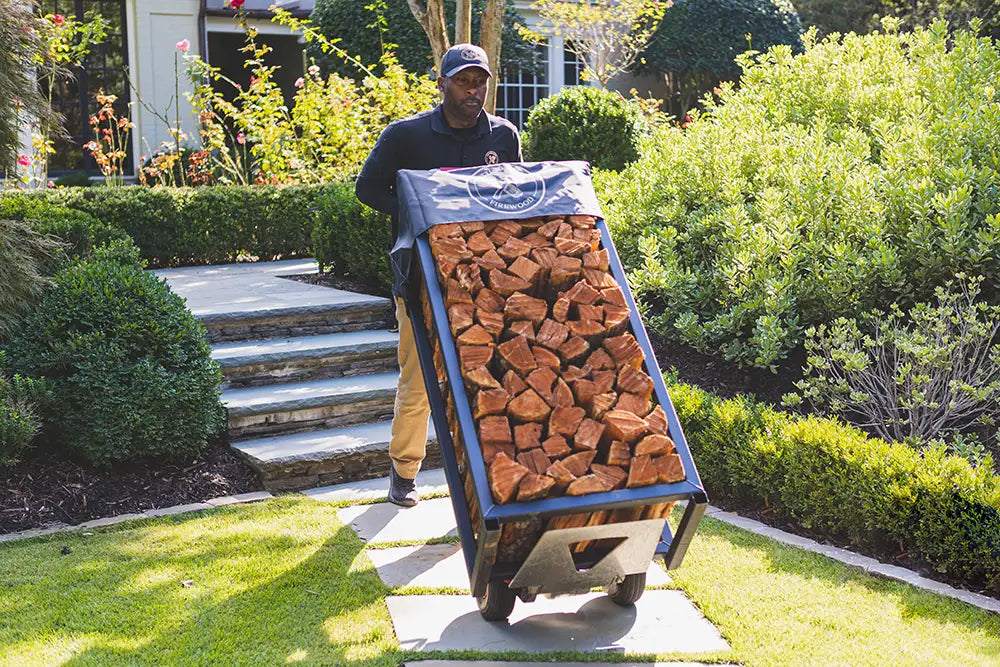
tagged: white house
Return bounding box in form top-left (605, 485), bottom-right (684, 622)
top-left (38, 0), bottom-right (660, 177)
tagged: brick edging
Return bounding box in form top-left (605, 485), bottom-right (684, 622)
top-left (0, 491), bottom-right (274, 545)
top-left (705, 505), bottom-right (1000, 615)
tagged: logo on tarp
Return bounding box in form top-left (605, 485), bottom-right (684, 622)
top-left (467, 164), bottom-right (544, 213)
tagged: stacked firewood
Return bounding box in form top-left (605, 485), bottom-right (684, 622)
top-left (423, 215), bottom-right (686, 512)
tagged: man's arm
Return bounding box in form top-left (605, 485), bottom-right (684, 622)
top-left (356, 124), bottom-right (400, 216)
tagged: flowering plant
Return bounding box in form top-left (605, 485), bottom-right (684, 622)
top-left (83, 90), bottom-right (132, 186)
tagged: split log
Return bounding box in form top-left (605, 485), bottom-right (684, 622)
top-left (606, 440), bottom-right (632, 467)
top-left (582, 268), bottom-right (617, 291)
top-left (488, 270), bottom-right (531, 298)
top-left (457, 324), bottom-right (495, 347)
top-left (617, 366), bottom-right (654, 398)
top-left (565, 280), bottom-right (600, 305)
top-left (552, 296), bottom-right (571, 322)
top-left (467, 230), bottom-right (495, 256)
top-left (626, 455), bottom-right (659, 488)
top-left (600, 285), bottom-right (627, 308)
top-left (587, 348), bottom-right (615, 371)
top-left (566, 474), bottom-right (610, 495)
top-left (475, 309), bottom-right (505, 338)
top-left (521, 232), bottom-right (550, 249)
top-left (615, 392), bottom-right (651, 417)
top-left (431, 237), bottom-right (473, 261)
top-left (531, 345), bottom-right (561, 370)
top-left (448, 304), bottom-right (475, 335)
top-left (475, 288), bottom-right (505, 313)
top-left (558, 336), bottom-right (590, 364)
top-left (562, 365), bottom-right (590, 383)
top-left (541, 435), bottom-right (572, 459)
top-left (531, 246), bottom-right (558, 269)
top-left (603, 409), bottom-right (649, 443)
top-left (516, 448), bottom-right (552, 475)
top-left (446, 281), bottom-right (474, 308)
top-left (508, 388), bottom-right (552, 423)
top-left (517, 473), bottom-right (556, 501)
top-left (514, 422), bottom-right (543, 451)
top-left (508, 320), bottom-right (536, 342)
top-left (482, 442), bottom-right (515, 464)
top-left (504, 293), bottom-right (548, 325)
top-left (479, 415), bottom-right (512, 446)
top-left (550, 256), bottom-right (582, 291)
top-left (490, 452), bottom-right (530, 503)
top-left (546, 459), bottom-right (577, 488)
top-left (459, 345), bottom-right (493, 371)
top-left (567, 320), bottom-right (606, 345)
top-left (591, 463), bottom-right (627, 490)
top-left (556, 222), bottom-right (573, 238)
top-left (535, 319), bottom-right (570, 350)
top-left (575, 304), bottom-right (604, 322)
top-left (436, 258), bottom-right (457, 282)
top-left (568, 214), bottom-right (597, 229)
top-left (503, 370), bottom-right (528, 396)
top-left (474, 249), bottom-right (506, 271)
top-left (429, 222), bottom-right (462, 241)
top-left (538, 219), bottom-right (562, 238)
top-left (645, 405), bottom-right (668, 435)
top-left (508, 256), bottom-right (542, 286)
top-left (549, 406), bottom-right (586, 438)
top-left (574, 418), bottom-right (606, 451)
top-left (455, 263), bottom-right (484, 295)
top-left (464, 365), bottom-right (502, 390)
top-left (586, 392), bottom-right (617, 421)
top-left (635, 434), bottom-right (675, 457)
top-left (526, 367), bottom-right (557, 402)
top-left (460, 220), bottom-right (485, 233)
top-left (488, 220), bottom-right (521, 245)
top-left (498, 236), bottom-right (533, 262)
top-left (603, 305), bottom-right (630, 335)
top-left (583, 248), bottom-right (609, 271)
top-left (572, 379), bottom-right (600, 406)
top-left (553, 236), bottom-right (590, 256)
top-left (474, 387), bottom-right (509, 420)
top-left (604, 333), bottom-right (645, 368)
top-left (653, 453), bottom-right (685, 483)
top-left (591, 369), bottom-right (616, 394)
top-left (561, 450), bottom-right (597, 476)
top-left (551, 378), bottom-right (575, 408)
top-left (498, 335), bottom-right (537, 375)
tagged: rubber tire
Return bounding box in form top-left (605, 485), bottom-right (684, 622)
top-left (476, 581), bottom-right (517, 621)
top-left (606, 572), bottom-right (646, 606)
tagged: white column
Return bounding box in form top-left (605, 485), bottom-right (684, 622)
top-left (547, 34), bottom-right (564, 97)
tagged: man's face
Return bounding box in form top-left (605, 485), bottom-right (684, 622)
top-left (438, 67), bottom-right (489, 126)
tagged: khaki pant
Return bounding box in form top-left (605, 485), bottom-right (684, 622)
top-left (389, 297), bottom-right (431, 479)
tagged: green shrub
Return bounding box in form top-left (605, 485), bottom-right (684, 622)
top-left (0, 358), bottom-right (49, 466)
top-left (0, 184), bottom-right (328, 267)
top-left (524, 87), bottom-right (646, 171)
top-left (0, 218), bottom-right (62, 342)
top-left (670, 380), bottom-right (1000, 593)
top-left (312, 182), bottom-right (392, 292)
top-left (608, 22), bottom-right (1000, 368)
top-left (4, 245), bottom-right (225, 466)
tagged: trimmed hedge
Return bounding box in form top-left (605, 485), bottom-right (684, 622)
top-left (0, 184), bottom-right (330, 268)
top-left (311, 181), bottom-right (393, 292)
top-left (671, 381), bottom-right (1000, 593)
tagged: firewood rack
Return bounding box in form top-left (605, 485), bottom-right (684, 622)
top-left (407, 217), bottom-right (708, 622)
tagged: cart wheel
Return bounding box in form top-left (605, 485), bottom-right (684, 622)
top-left (606, 572), bottom-right (646, 606)
top-left (476, 580), bottom-right (516, 621)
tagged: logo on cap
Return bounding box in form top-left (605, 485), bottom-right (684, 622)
top-left (467, 164), bottom-right (544, 214)
top-left (461, 48), bottom-right (480, 60)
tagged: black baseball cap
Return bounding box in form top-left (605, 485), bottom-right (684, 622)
top-left (440, 43), bottom-right (493, 78)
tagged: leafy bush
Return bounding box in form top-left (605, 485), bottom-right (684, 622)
top-left (310, 0), bottom-right (537, 77)
top-left (0, 184), bottom-right (328, 267)
top-left (523, 86), bottom-right (646, 171)
top-left (607, 22), bottom-right (1000, 368)
top-left (787, 275), bottom-right (1000, 443)
top-left (637, 0), bottom-right (802, 114)
top-left (4, 244), bottom-right (225, 466)
top-left (0, 218), bottom-right (62, 342)
top-left (671, 380), bottom-right (1000, 593)
top-left (312, 182), bottom-right (392, 292)
top-left (0, 355), bottom-right (49, 465)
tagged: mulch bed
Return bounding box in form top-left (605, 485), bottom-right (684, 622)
top-left (0, 440), bottom-right (260, 535)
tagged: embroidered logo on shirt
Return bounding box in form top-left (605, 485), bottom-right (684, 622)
top-left (485, 150), bottom-right (499, 164)
top-left (467, 163), bottom-right (545, 214)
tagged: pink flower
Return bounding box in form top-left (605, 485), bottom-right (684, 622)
top-left (176, 39), bottom-right (190, 53)
top-left (250, 76), bottom-right (259, 86)
top-left (294, 77), bottom-right (304, 88)
top-left (16, 155), bottom-right (30, 167)
top-left (227, 0), bottom-right (245, 8)
top-left (236, 133), bottom-right (246, 145)
top-left (308, 65), bottom-right (320, 76)
top-left (47, 181), bottom-right (55, 188)
top-left (52, 14), bottom-right (65, 26)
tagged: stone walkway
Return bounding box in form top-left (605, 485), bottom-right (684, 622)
top-left (310, 474), bottom-right (731, 659)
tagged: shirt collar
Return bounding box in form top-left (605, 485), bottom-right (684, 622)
top-left (431, 104), bottom-right (491, 138)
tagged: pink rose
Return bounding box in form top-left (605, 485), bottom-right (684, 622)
top-left (294, 77), bottom-right (304, 88)
top-left (176, 39), bottom-right (190, 53)
top-left (16, 155), bottom-right (30, 167)
top-left (52, 14), bottom-right (65, 26)
top-left (228, 0), bottom-right (245, 8)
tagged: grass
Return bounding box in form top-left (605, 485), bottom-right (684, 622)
top-left (0, 496), bottom-right (998, 666)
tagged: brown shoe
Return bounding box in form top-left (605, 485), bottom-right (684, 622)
top-left (388, 468), bottom-right (419, 507)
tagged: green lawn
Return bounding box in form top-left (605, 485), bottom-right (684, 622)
top-left (1, 496), bottom-right (998, 666)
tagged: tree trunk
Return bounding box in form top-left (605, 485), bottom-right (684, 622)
top-left (456, 0), bottom-right (472, 44)
top-left (407, 0), bottom-right (450, 73)
top-left (480, 0), bottom-right (505, 114)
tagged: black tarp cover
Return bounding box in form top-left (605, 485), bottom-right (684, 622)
top-left (393, 160), bottom-right (604, 297)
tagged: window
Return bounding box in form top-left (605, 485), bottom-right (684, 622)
top-left (495, 43), bottom-right (549, 130)
top-left (564, 46), bottom-right (585, 86)
top-left (41, 0), bottom-right (130, 174)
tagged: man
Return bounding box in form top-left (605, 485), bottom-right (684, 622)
top-left (356, 43), bottom-right (522, 507)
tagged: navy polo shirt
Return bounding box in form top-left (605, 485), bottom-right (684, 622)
top-left (355, 104), bottom-right (522, 246)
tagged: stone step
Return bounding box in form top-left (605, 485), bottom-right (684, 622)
top-left (212, 329), bottom-right (400, 389)
top-left (232, 420), bottom-right (440, 492)
top-left (223, 372), bottom-right (399, 439)
top-left (202, 299), bottom-right (394, 343)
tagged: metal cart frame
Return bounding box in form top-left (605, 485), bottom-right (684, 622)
top-left (407, 218), bottom-right (708, 610)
